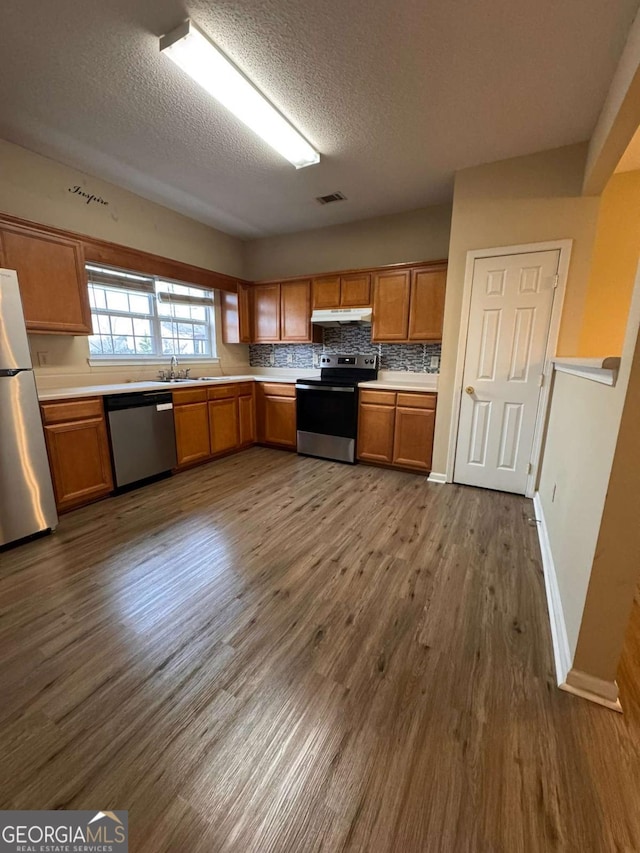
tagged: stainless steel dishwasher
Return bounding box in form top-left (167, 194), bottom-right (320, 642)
top-left (104, 391), bottom-right (177, 489)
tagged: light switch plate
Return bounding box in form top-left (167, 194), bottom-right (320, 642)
top-left (430, 355), bottom-right (440, 369)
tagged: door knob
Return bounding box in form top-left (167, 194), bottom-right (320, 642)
top-left (465, 386), bottom-right (475, 395)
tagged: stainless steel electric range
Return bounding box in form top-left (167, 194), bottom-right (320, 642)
top-left (295, 353), bottom-right (378, 464)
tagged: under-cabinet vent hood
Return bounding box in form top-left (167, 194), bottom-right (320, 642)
top-left (311, 307), bottom-right (372, 327)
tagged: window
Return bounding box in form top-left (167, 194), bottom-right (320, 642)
top-left (87, 265), bottom-right (216, 359)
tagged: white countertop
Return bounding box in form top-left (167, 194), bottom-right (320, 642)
top-left (37, 371), bottom-right (438, 401)
top-left (37, 374), bottom-right (303, 401)
top-left (359, 378), bottom-right (438, 392)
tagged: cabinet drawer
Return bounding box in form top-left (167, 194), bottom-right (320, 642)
top-left (41, 397), bottom-right (104, 424)
top-left (207, 383), bottom-right (238, 400)
top-left (396, 392), bottom-right (437, 410)
top-left (359, 389), bottom-right (396, 406)
top-left (173, 387), bottom-right (207, 405)
top-left (236, 382), bottom-right (254, 396)
top-left (260, 382), bottom-right (296, 398)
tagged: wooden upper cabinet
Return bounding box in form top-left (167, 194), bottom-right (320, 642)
top-left (312, 274), bottom-right (371, 309)
top-left (408, 267), bottom-right (446, 341)
top-left (238, 283), bottom-right (253, 343)
top-left (280, 280), bottom-right (312, 342)
top-left (220, 290), bottom-right (240, 344)
top-left (312, 276), bottom-right (341, 309)
top-left (220, 285), bottom-right (253, 344)
top-left (253, 284), bottom-right (281, 342)
top-left (371, 270), bottom-right (411, 342)
top-left (0, 224), bottom-right (91, 334)
top-left (340, 273), bottom-right (371, 307)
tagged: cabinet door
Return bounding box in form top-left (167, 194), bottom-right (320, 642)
top-left (44, 417), bottom-right (113, 511)
top-left (263, 396), bottom-right (297, 447)
top-left (357, 403), bottom-right (396, 463)
top-left (220, 291), bottom-right (240, 344)
top-left (239, 393), bottom-right (256, 446)
top-left (253, 284), bottom-right (281, 342)
top-left (238, 283), bottom-right (253, 343)
top-left (392, 406), bottom-right (435, 471)
top-left (174, 402), bottom-right (211, 467)
top-left (281, 280), bottom-right (312, 341)
top-left (408, 267), bottom-right (446, 341)
top-left (0, 226), bottom-right (91, 334)
top-left (312, 276), bottom-right (341, 309)
top-left (371, 270), bottom-right (411, 341)
top-left (341, 273), bottom-right (371, 307)
top-left (209, 398), bottom-right (240, 454)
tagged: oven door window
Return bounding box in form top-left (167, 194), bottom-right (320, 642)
top-left (296, 388), bottom-right (358, 438)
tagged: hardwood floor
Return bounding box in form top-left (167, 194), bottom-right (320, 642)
top-left (2, 447), bottom-right (640, 851)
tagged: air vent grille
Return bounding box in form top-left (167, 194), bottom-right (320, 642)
top-left (316, 191), bottom-right (347, 205)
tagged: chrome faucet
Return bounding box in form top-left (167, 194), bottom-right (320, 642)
top-left (170, 355), bottom-right (178, 379)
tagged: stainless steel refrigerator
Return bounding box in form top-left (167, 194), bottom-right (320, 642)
top-left (0, 269), bottom-right (58, 546)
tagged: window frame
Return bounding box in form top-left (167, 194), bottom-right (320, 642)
top-left (86, 265), bottom-right (218, 363)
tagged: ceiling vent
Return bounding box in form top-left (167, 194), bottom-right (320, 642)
top-left (316, 191), bottom-right (347, 205)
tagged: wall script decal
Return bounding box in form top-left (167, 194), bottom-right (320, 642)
top-left (68, 185), bottom-right (109, 207)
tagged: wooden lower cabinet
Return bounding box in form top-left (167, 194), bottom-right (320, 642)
top-left (257, 383), bottom-right (297, 448)
top-left (41, 398), bottom-right (113, 512)
top-left (209, 398), bottom-right (240, 455)
top-left (174, 401), bottom-right (211, 467)
top-left (239, 392), bottom-right (256, 446)
top-left (357, 389), bottom-right (436, 472)
top-left (357, 401), bottom-right (396, 463)
top-left (393, 406), bottom-right (435, 470)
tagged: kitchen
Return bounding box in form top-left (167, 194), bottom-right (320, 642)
top-left (3, 1), bottom-right (640, 850)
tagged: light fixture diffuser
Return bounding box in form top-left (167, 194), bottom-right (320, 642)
top-left (160, 20), bottom-right (320, 169)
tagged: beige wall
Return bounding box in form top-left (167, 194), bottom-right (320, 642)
top-left (244, 204), bottom-right (452, 280)
top-left (0, 139), bottom-right (243, 276)
top-left (0, 139), bottom-right (248, 379)
top-left (537, 269), bottom-right (640, 679)
top-left (432, 143), bottom-right (601, 474)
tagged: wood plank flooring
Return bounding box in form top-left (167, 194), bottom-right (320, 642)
top-left (2, 447), bottom-right (640, 851)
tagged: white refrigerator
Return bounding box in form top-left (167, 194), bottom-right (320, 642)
top-left (0, 269), bottom-right (58, 546)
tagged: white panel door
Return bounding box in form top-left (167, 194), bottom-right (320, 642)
top-left (454, 250), bottom-right (559, 494)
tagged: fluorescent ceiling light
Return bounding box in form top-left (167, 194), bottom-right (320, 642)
top-left (160, 20), bottom-right (320, 169)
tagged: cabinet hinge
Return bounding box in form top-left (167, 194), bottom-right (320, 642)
top-left (528, 462), bottom-right (533, 475)
top-left (553, 274), bottom-right (559, 289)
top-left (538, 373), bottom-right (544, 387)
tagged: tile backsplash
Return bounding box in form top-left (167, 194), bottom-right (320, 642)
top-left (249, 325), bottom-right (441, 372)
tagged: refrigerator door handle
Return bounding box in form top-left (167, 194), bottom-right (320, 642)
top-left (0, 368), bottom-right (30, 377)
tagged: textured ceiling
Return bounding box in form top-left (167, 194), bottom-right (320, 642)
top-left (0, 0), bottom-right (639, 238)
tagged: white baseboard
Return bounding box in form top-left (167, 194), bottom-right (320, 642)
top-left (561, 669), bottom-right (622, 713)
top-left (427, 472), bottom-right (447, 484)
top-left (532, 493), bottom-right (572, 685)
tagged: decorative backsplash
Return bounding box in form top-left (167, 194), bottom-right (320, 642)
top-left (249, 325), bottom-right (441, 372)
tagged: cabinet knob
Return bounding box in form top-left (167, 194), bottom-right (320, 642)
top-left (465, 386), bottom-right (475, 395)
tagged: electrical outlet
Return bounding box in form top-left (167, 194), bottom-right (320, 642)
top-left (430, 355), bottom-right (440, 369)
top-left (37, 351), bottom-right (49, 366)
top-left (268, 351), bottom-right (275, 367)
top-left (286, 353), bottom-right (293, 366)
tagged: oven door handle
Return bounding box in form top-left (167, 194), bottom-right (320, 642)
top-left (296, 384), bottom-right (355, 393)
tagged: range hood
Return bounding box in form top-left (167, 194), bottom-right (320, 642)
top-left (311, 307), bottom-right (372, 327)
